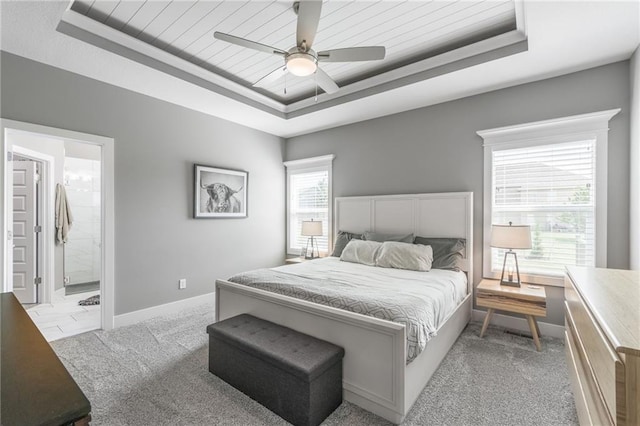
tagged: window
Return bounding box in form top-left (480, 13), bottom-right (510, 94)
top-left (479, 109), bottom-right (619, 285)
top-left (284, 155), bottom-right (334, 256)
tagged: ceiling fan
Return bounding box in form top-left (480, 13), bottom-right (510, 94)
top-left (213, 0), bottom-right (386, 95)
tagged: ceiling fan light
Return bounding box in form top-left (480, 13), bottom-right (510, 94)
top-left (286, 53), bottom-right (317, 76)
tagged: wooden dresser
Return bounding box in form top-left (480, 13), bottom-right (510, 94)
top-left (565, 267), bottom-right (640, 426)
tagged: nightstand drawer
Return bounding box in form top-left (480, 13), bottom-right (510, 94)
top-left (565, 276), bottom-right (622, 423)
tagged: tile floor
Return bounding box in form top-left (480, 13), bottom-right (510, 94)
top-left (25, 289), bottom-right (101, 342)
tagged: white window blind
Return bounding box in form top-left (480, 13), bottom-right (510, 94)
top-left (289, 170), bottom-right (329, 254)
top-left (284, 155), bottom-right (334, 257)
top-left (491, 139), bottom-right (596, 277)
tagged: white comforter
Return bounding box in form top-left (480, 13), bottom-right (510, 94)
top-left (228, 257), bottom-right (467, 363)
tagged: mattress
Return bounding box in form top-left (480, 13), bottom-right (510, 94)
top-left (227, 257), bottom-right (467, 363)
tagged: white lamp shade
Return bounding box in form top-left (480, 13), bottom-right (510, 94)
top-left (301, 220), bottom-right (323, 236)
top-left (491, 224), bottom-right (532, 249)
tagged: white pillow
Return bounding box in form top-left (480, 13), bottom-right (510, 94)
top-left (340, 239), bottom-right (382, 266)
top-left (376, 241), bottom-right (433, 271)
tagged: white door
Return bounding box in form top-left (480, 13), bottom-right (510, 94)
top-left (12, 160), bottom-right (38, 303)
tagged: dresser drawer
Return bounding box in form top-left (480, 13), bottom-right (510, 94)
top-left (565, 323), bottom-right (613, 426)
top-left (565, 276), bottom-right (624, 423)
top-left (566, 305), bottom-right (615, 425)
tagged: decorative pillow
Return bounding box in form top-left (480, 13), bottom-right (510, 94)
top-left (413, 237), bottom-right (466, 271)
top-left (331, 231), bottom-right (363, 257)
top-left (362, 231), bottom-right (414, 243)
top-left (376, 241), bottom-right (433, 272)
top-left (340, 240), bottom-right (382, 266)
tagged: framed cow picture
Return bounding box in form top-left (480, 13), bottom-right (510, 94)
top-left (194, 164), bottom-right (248, 218)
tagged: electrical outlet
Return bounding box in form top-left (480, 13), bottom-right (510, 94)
top-left (178, 278), bottom-right (186, 289)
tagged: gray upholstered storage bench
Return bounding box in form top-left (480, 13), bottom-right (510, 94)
top-left (207, 314), bottom-right (344, 426)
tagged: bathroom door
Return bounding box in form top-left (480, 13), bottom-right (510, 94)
top-left (12, 160), bottom-right (38, 304)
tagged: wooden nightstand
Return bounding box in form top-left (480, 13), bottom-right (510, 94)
top-left (476, 279), bottom-right (547, 351)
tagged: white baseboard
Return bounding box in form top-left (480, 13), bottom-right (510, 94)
top-left (114, 292), bottom-right (215, 328)
top-left (472, 309), bottom-right (564, 339)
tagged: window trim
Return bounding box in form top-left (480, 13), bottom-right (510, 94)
top-left (284, 154), bottom-right (335, 257)
top-left (478, 109), bottom-right (619, 287)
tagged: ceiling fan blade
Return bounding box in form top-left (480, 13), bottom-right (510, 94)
top-left (253, 66), bottom-right (287, 88)
top-left (315, 67), bottom-right (339, 94)
top-left (214, 32), bottom-right (286, 56)
top-left (318, 46), bottom-right (386, 62)
top-left (296, 0), bottom-right (322, 49)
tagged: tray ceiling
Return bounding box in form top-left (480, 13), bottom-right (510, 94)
top-left (59, 0), bottom-right (524, 117)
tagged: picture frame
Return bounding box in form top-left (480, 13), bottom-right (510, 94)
top-left (194, 164), bottom-right (248, 218)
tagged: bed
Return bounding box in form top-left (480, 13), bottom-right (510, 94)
top-left (215, 192), bottom-right (473, 423)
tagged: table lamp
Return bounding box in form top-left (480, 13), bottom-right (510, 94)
top-left (491, 222), bottom-right (532, 287)
top-left (301, 219), bottom-right (323, 259)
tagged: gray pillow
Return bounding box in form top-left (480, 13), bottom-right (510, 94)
top-left (362, 231), bottom-right (414, 243)
top-left (331, 231), bottom-right (363, 257)
top-left (413, 237), bottom-right (466, 271)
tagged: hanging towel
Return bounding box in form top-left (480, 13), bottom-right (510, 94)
top-left (55, 183), bottom-right (73, 244)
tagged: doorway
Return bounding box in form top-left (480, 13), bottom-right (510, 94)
top-left (9, 133), bottom-right (103, 340)
top-left (1, 119), bottom-right (115, 334)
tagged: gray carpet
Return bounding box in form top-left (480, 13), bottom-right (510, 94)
top-left (51, 303), bottom-right (578, 426)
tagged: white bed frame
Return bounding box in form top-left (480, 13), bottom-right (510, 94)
top-left (215, 192), bottom-right (473, 424)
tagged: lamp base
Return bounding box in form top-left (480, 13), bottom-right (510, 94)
top-left (304, 236), bottom-right (319, 260)
top-left (499, 250), bottom-right (523, 288)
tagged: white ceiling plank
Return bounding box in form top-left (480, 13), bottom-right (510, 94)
top-left (241, 56), bottom-right (285, 85)
top-left (311, 1), bottom-right (402, 52)
top-left (167, 2), bottom-right (252, 59)
top-left (321, 2), bottom-right (473, 53)
top-left (154, 2), bottom-right (247, 53)
top-left (387, 9), bottom-right (515, 61)
top-left (261, 6), bottom-right (516, 100)
top-left (203, 11), bottom-right (297, 72)
top-left (381, 1), bottom-right (514, 51)
top-left (284, 1), bottom-right (512, 85)
top-left (311, 1), bottom-right (398, 51)
top-left (138, 1), bottom-right (209, 45)
top-left (215, 24), bottom-right (298, 76)
top-left (120, 1), bottom-right (172, 38)
top-left (70, 0), bottom-right (94, 16)
top-left (182, 2), bottom-right (290, 65)
top-left (312, 1), bottom-right (445, 52)
top-left (86, 0), bottom-right (120, 23)
top-left (313, 3), bottom-right (516, 86)
top-left (175, 1), bottom-right (285, 65)
top-left (105, 1), bottom-right (147, 30)
top-left (257, 1), bottom-right (467, 96)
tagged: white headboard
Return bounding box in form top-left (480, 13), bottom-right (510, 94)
top-left (334, 192), bottom-right (473, 288)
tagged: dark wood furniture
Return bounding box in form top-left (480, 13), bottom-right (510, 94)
top-left (1, 292), bottom-right (91, 426)
top-left (208, 314), bottom-right (344, 426)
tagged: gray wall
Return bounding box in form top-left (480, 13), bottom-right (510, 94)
top-left (286, 61), bottom-right (631, 326)
top-left (1, 52), bottom-right (286, 315)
